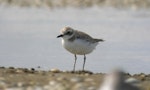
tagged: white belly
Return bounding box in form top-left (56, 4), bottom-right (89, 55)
top-left (62, 39), bottom-right (98, 55)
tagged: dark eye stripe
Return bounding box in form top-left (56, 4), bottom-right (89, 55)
top-left (66, 31), bottom-right (72, 35)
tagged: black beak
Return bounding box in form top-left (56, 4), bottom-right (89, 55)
top-left (57, 34), bottom-right (64, 38)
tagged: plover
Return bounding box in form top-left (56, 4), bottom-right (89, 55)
top-left (99, 70), bottom-right (141, 90)
top-left (57, 27), bottom-right (104, 71)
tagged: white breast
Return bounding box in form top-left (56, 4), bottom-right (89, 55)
top-left (62, 39), bottom-right (98, 55)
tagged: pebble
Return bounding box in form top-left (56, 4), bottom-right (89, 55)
top-left (45, 82), bottom-right (68, 90)
top-left (70, 77), bottom-right (84, 83)
top-left (57, 77), bottom-right (67, 81)
top-left (16, 69), bottom-right (24, 73)
top-left (50, 68), bottom-right (60, 73)
top-left (30, 68), bottom-right (35, 71)
top-left (85, 78), bottom-right (94, 82)
top-left (84, 73), bottom-right (91, 76)
top-left (88, 86), bottom-right (97, 90)
top-left (55, 83), bottom-right (68, 90)
top-left (43, 85), bottom-right (51, 90)
top-left (140, 74), bottom-right (146, 81)
top-left (33, 86), bottom-right (43, 90)
top-left (17, 82), bottom-right (23, 87)
top-left (26, 86), bottom-right (33, 90)
top-left (73, 83), bottom-right (87, 90)
top-left (126, 78), bottom-right (140, 84)
top-left (49, 80), bottom-right (58, 86)
top-left (140, 74), bottom-right (146, 78)
top-left (29, 81), bottom-right (36, 85)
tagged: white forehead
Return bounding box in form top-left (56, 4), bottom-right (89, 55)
top-left (61, 27), bottom-right (73, 34)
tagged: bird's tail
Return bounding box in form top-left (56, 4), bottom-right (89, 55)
top-left (94, 39), bottom-right (104, 42)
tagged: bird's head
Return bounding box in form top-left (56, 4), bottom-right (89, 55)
top-left (57, 27), bottom-right (74, 40)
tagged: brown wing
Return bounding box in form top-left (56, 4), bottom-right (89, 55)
top-left (75, 30), bottom-right (104, 43)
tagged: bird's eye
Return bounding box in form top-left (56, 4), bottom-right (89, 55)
top-left (66, 31), bottom-right (72, 35)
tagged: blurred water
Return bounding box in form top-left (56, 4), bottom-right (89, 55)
top-left (0, 6), bottom-right (150, 74)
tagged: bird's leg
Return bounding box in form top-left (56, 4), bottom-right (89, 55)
top-left (73, 54), bottom-right (77, 72)
top-left (82, 54), bottom-right (86, 71)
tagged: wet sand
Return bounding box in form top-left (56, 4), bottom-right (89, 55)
top-left (0, 67), bottom-right (149, 90)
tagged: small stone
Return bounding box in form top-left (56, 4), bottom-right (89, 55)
top-left (85, 78), bottom-right (93, 82)
top-left (125, 78), bottom-right (141, 87)
top-left (140, 74), bottom-right (146, 78)
top-left (55, 83), bottom-right (67, 90)
top-left (46, 81), bottom-right (68, 90)
top-left (85, 73), bottom-right (92, 76)
top-left (57, 77), bottom-right (66, 81)
top-left (73, 83), bottom-right (87, 90)
top-left (8, 67), bottom-right (15, 69)
top-left (26, 86), bottom-right (33, 90)
top-left (50, 68), bottom-right (60, 73)
top-left (34, 86), bottom-right (43, 90)
top-left (140, 74), bottom-right (146, 81)
top-left (88, 86), bottom-right (97, 90)
top-left (70, 77), bottom-right (84, 83)
top-left (23, 68), bottom-right (29, 73)
top-left (43, 85), bottom-right (48, 90)
top-left (31, 68), bottom-right (35, 71)
top-left (16, 69), bottom-right (24, 73)
top-left (17, 82), bottom-right (23, 87)
top-left (49, 80), bottom-right (58, 86)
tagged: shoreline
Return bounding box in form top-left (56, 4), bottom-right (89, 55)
top-left (0, 67), bottom-right (150, 90)
top-left (0, 0), bottom-right (150, 9)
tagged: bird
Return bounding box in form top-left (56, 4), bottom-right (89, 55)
top-left (57, 27), bottom-right (104, 72)
top-left (99, 70), bottom-right (141, 90)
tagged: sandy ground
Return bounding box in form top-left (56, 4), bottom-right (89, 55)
top-left (0, 0), bottom-right (150, 9)
top-left (0, 67), bottom-right (150, 90)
